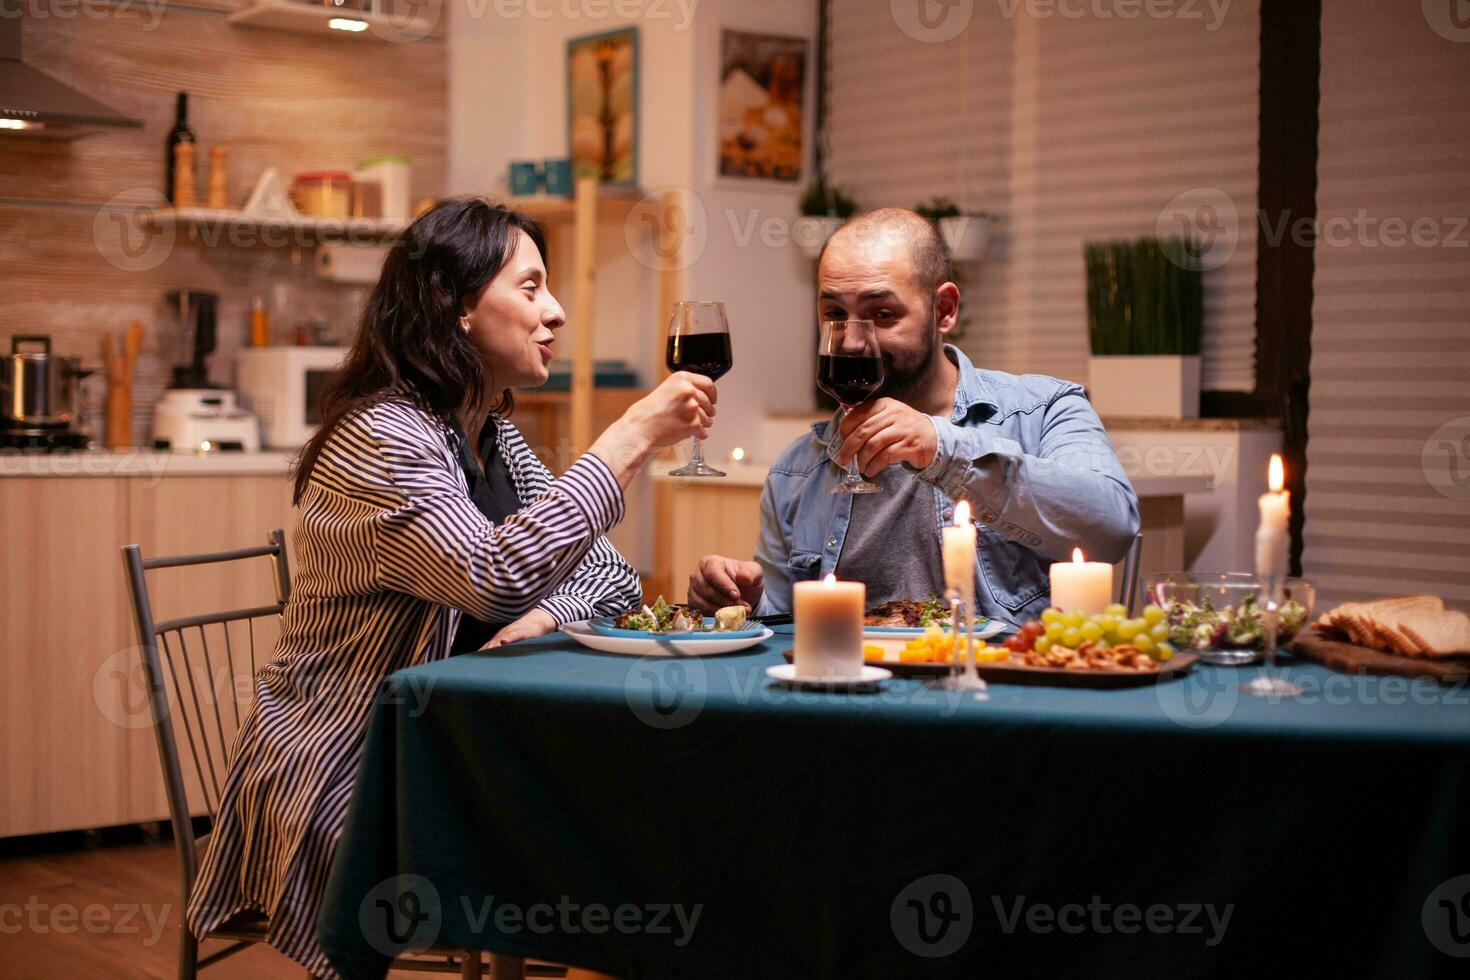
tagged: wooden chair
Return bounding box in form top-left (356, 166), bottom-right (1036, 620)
top-left (122, 529), bottom-right (522, 979)
top-left (1115, 531), bottom-right (1144, 613)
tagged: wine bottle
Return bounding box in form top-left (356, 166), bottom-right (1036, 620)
top-left (165, 92), bottom-right (196, 204)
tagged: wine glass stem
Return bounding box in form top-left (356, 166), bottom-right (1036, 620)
top-left (839, 404), bottom-right (861, 486)
top-left (690, 436), bottom-right (705, 465)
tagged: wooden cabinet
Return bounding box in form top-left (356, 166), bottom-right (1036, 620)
top-left (512, 388), bottom-right (648, 475)
top-left (0, 472), bottom-right (294, 839)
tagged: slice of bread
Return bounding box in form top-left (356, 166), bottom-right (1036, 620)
top-left (1315, 595), bottom-right (1468, 657)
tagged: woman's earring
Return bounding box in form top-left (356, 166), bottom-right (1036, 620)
top-left (459, 316), bottom-right (471, 334)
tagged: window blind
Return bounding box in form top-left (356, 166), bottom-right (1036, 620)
top-left (1302, 0), bottom-right (1470, 612)
top-left (826, 1), bottom-right (1260, 390)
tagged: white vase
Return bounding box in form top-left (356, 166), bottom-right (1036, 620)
top-left (793, 216), bottom-right (846, 258)
top-left (1086, 355), bottom-right (1201, 419)
top-left (939, 215), bottom-right (994, 261)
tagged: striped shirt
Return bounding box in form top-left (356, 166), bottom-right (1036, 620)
top-left (185, 397), bottom-right (641, 976)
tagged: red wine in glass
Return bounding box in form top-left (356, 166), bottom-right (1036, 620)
top-left (819, 318), bottom-right (884, 494)
top-left (666, 300), bottom-right (731, 478)
top-left (666, 333), bottom-right (733, 381)
top-left (817, 354), bottom-right (882, 406)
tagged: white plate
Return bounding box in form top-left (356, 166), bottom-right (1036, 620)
top-left (562, 622), bottom-right (774, 657)
top-left (764, 663), bottom-right (892, 691)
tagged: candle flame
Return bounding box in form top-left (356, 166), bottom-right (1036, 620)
top-left (823, 573), bottom-right (836, 588)
top-left (954, 500), bottom-right (970, 525)
top-left (731, 446), bottom-right (746, 462)
top-left (1072, 547), bottom-right (1085, 564)
top-left (1269, 453), bottom-right (1285, 493)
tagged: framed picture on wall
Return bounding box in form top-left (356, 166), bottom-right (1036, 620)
top-left (718, 29), bottom-right (807, 183)
top-left (567, 26), bottom-right (639, 188)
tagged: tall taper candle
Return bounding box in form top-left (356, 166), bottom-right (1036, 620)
top-left (942, 500), bottom-right (977, 599)
top-left (1255, 453), bottom-right (1290, 581)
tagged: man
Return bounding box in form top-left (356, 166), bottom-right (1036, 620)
top-left (688, 208), bottom-right (1139, 623)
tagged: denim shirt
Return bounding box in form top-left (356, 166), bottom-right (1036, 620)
top-left (753, 346), bottom-right (1139, 623)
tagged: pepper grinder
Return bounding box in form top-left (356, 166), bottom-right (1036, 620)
top-left (173, 142), bottom-right (196, 208)
top-left (102, 321), bottom-right (144, 449)
top-left (206, 146), bottom-right (229, 209)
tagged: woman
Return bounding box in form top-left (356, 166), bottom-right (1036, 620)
top-left (186, 197), bottom-right (714, 977)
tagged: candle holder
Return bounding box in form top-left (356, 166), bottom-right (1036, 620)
top-left (938, 588), bottom-right (988, 697)
top-left (1239, 575), bottom-right (1303, 698)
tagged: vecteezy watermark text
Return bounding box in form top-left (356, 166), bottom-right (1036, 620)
top-left (0, 0), bottom-right (167, 31)
top-left (358, 875), bottom-right (701, 957)
top-left (992, 894), bottom-right (1233, 945)
top-left (0, 898), bottom-right (171, 947)
top-left (891, 874), bottom-right (1233, 957)
top-left (461, 895), bottom-right (701, 946)
top-left (463, 0), bottom-right (699, 30)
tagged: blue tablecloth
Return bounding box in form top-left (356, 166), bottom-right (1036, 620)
top-left (319, 633), bottom-right (1470, 978)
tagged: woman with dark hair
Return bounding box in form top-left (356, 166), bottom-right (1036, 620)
top-left (186, 197), bottom-right (714, 977)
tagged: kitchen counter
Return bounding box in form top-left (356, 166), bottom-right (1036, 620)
top-left (0, 449), bottom-right (296, 478)
top-left (651, 463), bottom-right (1212, 498)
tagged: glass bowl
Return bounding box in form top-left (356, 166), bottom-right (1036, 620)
top-left (1146, 572), bottom-right (1316, 666)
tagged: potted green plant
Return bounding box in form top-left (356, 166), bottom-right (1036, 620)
top-left (915, 196), bottom-right (995, 261)
top-left (795, 178), bottom-right (858, 258)
top-left (1084, 237), bottom-right (1203, 418)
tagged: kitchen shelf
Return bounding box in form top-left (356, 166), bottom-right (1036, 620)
top-left (507, 193), bottom-right (640, 224)
top-left (147, 207), bottom-right (406, 239)
top-left (228, 1), bottom-right (441, 41)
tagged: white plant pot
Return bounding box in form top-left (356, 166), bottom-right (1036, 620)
top-left (793, 216), bottom-right (846, 258)
top-left (1086, 355), bottom-right (1201, 419)
top-left (939, 215), bottom-right (994, 261)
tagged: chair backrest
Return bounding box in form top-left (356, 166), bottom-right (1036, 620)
top-left (1115, 532), bottom-right (1144, 612)
top-left (120, 529), bottom-right (291, 900)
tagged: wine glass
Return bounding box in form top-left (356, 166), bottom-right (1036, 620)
top-left (817, 319), bottom-right (885, 494)
top-left (666, 301), bottom-right (732, 478)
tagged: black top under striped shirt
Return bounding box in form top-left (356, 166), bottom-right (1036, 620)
top-left (449, 418), bottom-right (522, 652)
top-left (184, 398), bottom-right (642, 977)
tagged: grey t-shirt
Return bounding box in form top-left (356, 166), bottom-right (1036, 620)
top-left (834, 466), bottom-right (948, 607)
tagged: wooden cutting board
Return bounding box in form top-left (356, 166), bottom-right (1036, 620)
top-left (1293, 634), bottom-right (1470, 683)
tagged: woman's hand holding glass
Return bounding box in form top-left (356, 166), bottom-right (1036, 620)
top-left (590, 371), bottom-right (717, 486)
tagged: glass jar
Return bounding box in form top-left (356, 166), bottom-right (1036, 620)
top-left (291, 171), bottom-right (352, 219)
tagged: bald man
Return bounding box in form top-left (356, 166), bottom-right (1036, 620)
top-left (689, 208), bottom-right (1139, 624)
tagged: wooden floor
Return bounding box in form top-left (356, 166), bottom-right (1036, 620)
top-left (0, 828), bottom-right (302, 979)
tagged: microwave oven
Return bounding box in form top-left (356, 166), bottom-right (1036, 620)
top-left (235, 346), bottom-right (347, 449)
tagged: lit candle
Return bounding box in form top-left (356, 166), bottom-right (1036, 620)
top-left (793, 573), bottom-right (865, 678)
top-left (1255, 453), bottom-right (1290, 581)
top-left (942, 500), bottom-right (977, 598)
top-left (1049, 548), bottom-right (1113, 615)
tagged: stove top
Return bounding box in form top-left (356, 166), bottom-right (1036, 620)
top-left (0, 427), bottom-right (91, 452)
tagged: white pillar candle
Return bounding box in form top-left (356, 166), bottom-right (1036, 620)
top-left (793, 573), bottom-right (865, 678)
top-left (1049, 548), bottom-right (1113, 614)
top-left (1254, 453), bottom-right (1290, 581)
top-left (942, 500), bottom-right (977, 599)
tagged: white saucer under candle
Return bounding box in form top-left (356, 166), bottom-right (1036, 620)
top-left (793, 574), bottom-right (865, 679)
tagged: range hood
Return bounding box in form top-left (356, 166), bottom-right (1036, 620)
top-left (0, 17), bottom-right (142, 139)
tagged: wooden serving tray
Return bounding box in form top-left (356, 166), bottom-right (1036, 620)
top-left (782, 649), bottom-right (1197, 689)
top-left (1292, 634), bottom-right (1470, 684)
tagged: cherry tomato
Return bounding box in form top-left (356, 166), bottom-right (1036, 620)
top-left (1004, 634), bottom-right (1031, 653)
top-left (1021, 619), bottom-right (1046, 639)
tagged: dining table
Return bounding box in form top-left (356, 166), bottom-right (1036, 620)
top-left (317, 629), bottom-right (1470, 979)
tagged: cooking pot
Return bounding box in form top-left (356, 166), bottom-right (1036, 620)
top-left (2, 335), bottom-right (92, 427)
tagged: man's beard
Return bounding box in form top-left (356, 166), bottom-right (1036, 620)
top-left (877, 311), bottom-right (941, 406)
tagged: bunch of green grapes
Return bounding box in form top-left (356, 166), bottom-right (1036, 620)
top-left (1006, 604), bottom-right (1176, 660)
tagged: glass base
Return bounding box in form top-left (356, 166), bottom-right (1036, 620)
top-left (668, 460), bottom-right (726, 478)
top-left (1239, 675), bottom-right (1303, 697)
top-left (826, 480), bottom-right (881, 494)
top-left (927, 675), bottom-right (990, 699)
